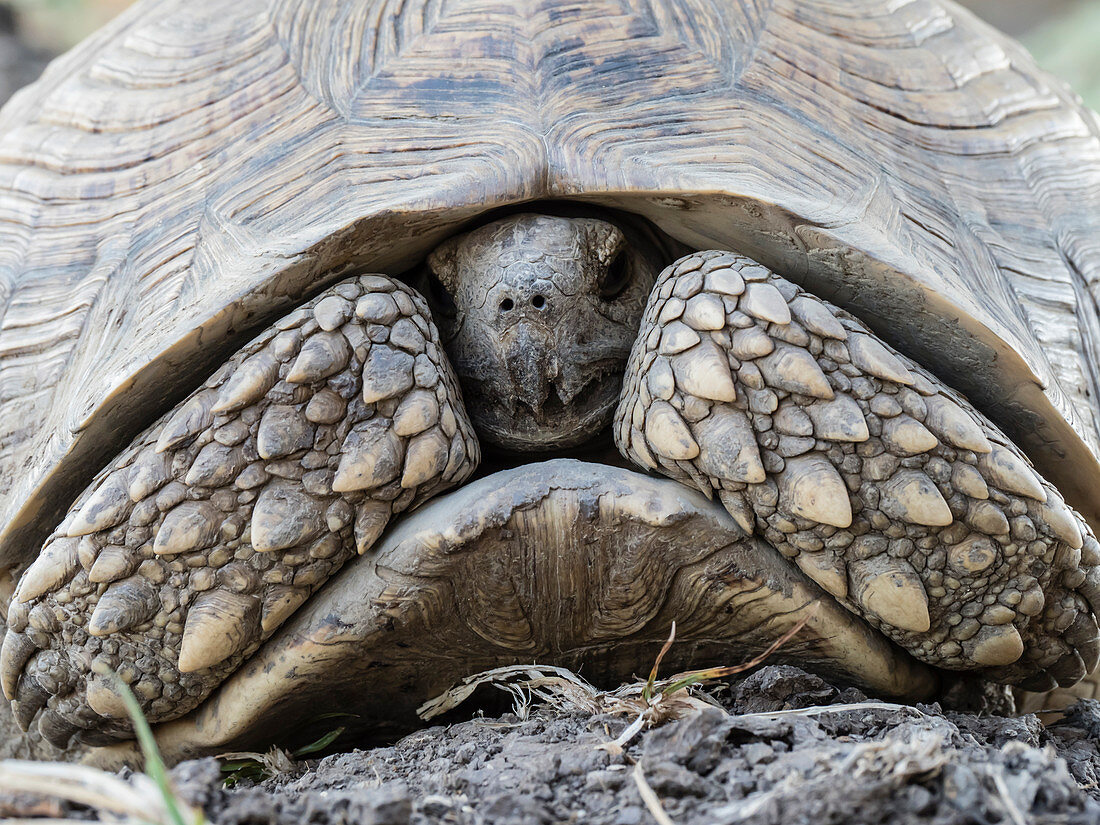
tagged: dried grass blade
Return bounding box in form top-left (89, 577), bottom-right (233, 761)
top-left (660, 603), bottom-right (818, 696)
top-left (418, 665), bottom-right (599, 719)
top-left (0, 762), bottom-right (153, 817)
top-left (632, 762), bottom-right (676, 825)
top-left (643, 622), bottom-right (677, 702)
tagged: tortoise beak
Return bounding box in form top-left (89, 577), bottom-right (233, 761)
top-left (503, 319), bottom-right (558, 421)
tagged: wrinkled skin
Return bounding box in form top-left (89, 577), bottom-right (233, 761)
top-left (422, 213), bottom-right (663, 451)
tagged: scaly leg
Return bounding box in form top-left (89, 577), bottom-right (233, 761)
top-left (616, 251), bottom-right (1100, 691)
top-left (1, 275), bottom-right (478, 746)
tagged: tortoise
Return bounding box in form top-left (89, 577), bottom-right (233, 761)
top-left (1, 0), bottom-right (1100, 766)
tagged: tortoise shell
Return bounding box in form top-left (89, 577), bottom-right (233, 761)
top-left (1, 0), bottom-right (1098, 583)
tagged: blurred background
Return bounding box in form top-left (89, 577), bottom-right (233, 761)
top-left (0, 0), bottom-right (1098, 108)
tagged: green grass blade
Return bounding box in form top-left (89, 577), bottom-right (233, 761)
top-left (90, 662), bottom-right (202, 825)
top-left (642, 622), bottom-right (676, 703)
top-left (293, 726), bottom-right (346, 758)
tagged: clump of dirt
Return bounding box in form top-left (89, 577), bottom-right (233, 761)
top-left (156, 666), bottom-right (1100, 825)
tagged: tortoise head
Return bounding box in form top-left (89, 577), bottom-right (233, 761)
top-left (423, 213), bottom-right (664, 452)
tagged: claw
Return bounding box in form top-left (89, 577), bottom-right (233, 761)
top-left (12, 674), bottom-right (49, 731)
top-left (0, 630), bottom-right (36, 699)
top-left (14, 537), bottom-right (80, 603)
top-left (176, 589), bottom-right (260, 673)
top-left (1049, 651), bottom-right (1087, 687)
top-left (1065, 611), bottom-right (1100, 673)
top-left (1017, 671), bottom-right (1058, 693)
top-left (37, 709), bottom-right (81, 749)
top-left (848, 556), bottom-right (931, 634)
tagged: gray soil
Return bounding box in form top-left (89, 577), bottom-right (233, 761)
top-left (13, 665), bottom-right (1092, 825)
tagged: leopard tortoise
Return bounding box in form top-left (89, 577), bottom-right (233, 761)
top-left (1, 0), bottom-right (1100, 765)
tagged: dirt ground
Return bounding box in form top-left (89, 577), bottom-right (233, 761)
top-left (6, 665), bottom-right (1089, 824)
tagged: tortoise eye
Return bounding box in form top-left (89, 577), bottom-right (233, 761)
top-left (599, 250), bottom-right (631, 300)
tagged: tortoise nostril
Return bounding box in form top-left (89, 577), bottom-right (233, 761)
top-left (532, 295), bottom-right (546, 309)
top-left (500, 298), bottom-right (514, 312)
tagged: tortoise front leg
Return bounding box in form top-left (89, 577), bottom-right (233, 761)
top-left (616, 251), bottom-right (1100, 690)
top-left (1, 275), bottom-right (478, 746)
